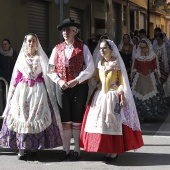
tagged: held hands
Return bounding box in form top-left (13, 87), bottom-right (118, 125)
top-left (58, 79), bottom-right (69, 90)
top-left (58, 79), bottom-right (79, 90)
top-left (67, 79), bottom-right (79, 88)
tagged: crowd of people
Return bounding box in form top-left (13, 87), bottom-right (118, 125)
top-left (120, 28), bottom-right (170, 122)
top-left (0, 18), bottom-right (169, 163)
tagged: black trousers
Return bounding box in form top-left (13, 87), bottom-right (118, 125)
top-left (56, 83), bottom-right (89, 123)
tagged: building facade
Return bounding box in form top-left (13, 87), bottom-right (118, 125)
top-left (0, 0), bottom-right (170, 54)
top-left (0, 0), bottom-right (94, 54)
top-left (1, 0), bottom-right (170, 117)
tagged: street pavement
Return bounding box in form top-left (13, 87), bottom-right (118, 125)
top-left (1, 107), bottom-right (170, 170)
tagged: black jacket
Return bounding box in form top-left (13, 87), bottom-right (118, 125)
top-left (0, 50), bottom-right (18, 84)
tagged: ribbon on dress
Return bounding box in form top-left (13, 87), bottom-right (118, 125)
top-left (14, 71), bottom-right (44, 87)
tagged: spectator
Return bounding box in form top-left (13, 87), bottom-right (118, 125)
top-left (0, 38), bottom-right (18, 84)
top-left (118, 34), bottom-right (134, 81)
top-left (131, 38), bottom-right (168, 122)
top-left (151, 27), bottom-right (162, 45)
top-left (153, 32), bottom-right (169, 84)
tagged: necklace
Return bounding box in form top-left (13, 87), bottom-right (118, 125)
top-left (104, 56), bottom-right (112, 62)
top-left (26, 51), bottom-right (36, 58)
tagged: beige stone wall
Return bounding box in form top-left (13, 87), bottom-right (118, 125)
top-left (129, 0), bottom-right (147, 9)
top-left (0, 0), bottom-right (28, 52)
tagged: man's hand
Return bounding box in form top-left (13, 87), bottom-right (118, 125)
top-left (68, 79), bottom-right (79, 88)
top-left (58, 79), bottom-right (69, 90)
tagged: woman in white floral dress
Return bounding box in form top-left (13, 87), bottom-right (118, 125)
top-left (0, 33), bottom-right (63, 160)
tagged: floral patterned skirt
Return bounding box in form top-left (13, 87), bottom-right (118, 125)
top-left (164, 74), bottom-right (170, 97)
top-left (132, 72), bottom-right (168, 119)
top-left (0, 101), bottom-right (63, 150)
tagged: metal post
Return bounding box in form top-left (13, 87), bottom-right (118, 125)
top-left (60, 0), bottom-right (64, 42)
top-left (0, 77), bottom-right (8, 119)
top-left (147, 0), bottom-right (150, 38)
top-left (0, 77), bottom-right (8, 103)
top-left (0, 81), bottom-right (3, 114)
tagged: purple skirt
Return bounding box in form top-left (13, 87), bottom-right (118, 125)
top-left (0, 101), bottom-right (62, 150)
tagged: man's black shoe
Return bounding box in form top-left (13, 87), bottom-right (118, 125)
top-left (69, 151), bottom-right (80, 161)
top-left (58, 151), bottom-right (71, 161)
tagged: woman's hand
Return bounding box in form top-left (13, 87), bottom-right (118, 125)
top-left (119, 92), bottom-right (126, 107)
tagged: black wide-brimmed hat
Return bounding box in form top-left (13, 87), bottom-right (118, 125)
top-left (57, 18), bottom-right (80, 31)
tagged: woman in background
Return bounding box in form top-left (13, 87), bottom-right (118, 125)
top-left (153, 32), bottom-right (169, 85)
top-left (131, 38), bottom-right (168, 122)
top-left (0, 39), bottom-right (18, 110)
top-left (132, 36), bottom-right (140, 61)
top-left (118, 34), bottom-right (133, 81)
top-left (0, 39), bottom-right (18, 84)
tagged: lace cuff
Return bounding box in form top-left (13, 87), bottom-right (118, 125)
top-left (117, 85), bottom-right (123, 93)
